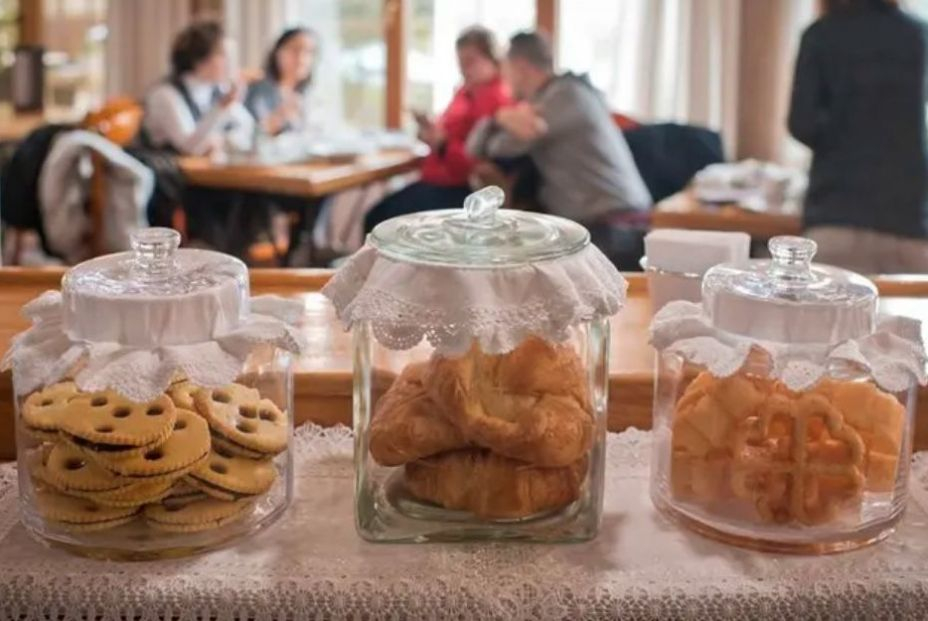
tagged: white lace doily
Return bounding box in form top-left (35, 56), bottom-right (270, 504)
top-left (2, 427), bottom-right (928, 620)
top-left (1, 292), bottom-right (308, 401)
top-left (651, 300), bottom-right (928, 393)
top-left (322, 243), bottom-right (626, 355)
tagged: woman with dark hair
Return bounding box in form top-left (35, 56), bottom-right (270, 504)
top-left (142, 20), bottom-right (253, 155)
top-left (363, 25), bottom-right (511, 232)
top-left (246, 28), bottom-right (318, 135)
top-left (788, 0), bottom-right (928, 272)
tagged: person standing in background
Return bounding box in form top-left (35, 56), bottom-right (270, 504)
top-left (467, 32), bottom-right (651, 270)
top-left (363, 26), bottom-right (510, 233)
top-left (142, 21), bottom-right (253, 156)
top-left (246, 28), bottom-right (318, 135)
top-left (789, 0), bottom-right (928, 273)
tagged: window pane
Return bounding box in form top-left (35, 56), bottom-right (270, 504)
top-left (0, 0), bottom-right (18, 103)
top-left (286, 0), bottom-right (384, 129)
top-left (408, 0), bottom-right (534, 116)
top-left (43, 0), bottom-right (108, 113)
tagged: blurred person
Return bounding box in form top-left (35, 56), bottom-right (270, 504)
top-left (246, 27), bottom-right (318, 135)
top-left (363, 26), bottom-right (511, 233)
top-left (789, 0), bottom-right (928, 273)
top-left (467, 31), bottom-right (651, 270)
top-left (142, 21), bottom-right (253, 156)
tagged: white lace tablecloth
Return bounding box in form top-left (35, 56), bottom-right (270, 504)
top-left (3, 427), bottom-right (928, 621)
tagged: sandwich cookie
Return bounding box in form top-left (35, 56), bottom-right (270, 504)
top-left (90, 409), bottom-right (210, 482)
top-left (59, 391), bottom-right (177, 453)
top-left (185, 446), bottom-right (277, 501)
top-left (144, 497), bottom-right (254, 533)
top-left (35, 488), bottom-right (138, 532)
top-left (21, 382), bottom-right (80, 442)
top-left (194, 384), bottom-right (288, 456)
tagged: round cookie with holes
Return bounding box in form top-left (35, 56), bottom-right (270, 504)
top-left (43, 443), bottom-right (131, 492)
top-left (21, 382), bottom-right (80, 441)
top-left (209, 433), bottom-right (268, 460)
top-left (71, 477), bottom-right (176, 508)
top-left (35, 488), bottom-right (139, 532)
top-left (144, 497), bottom-right (254, 533)
top-left (91, 409), bottom-right (210, 480)
top-left (167, 381), bottom-right (200, 411)
top-left (194, 384), bottom-right (288, 455)
top-left (58, 391), bottom-right (176, 450)
top-left (185, 446), bottom-right (277, 500)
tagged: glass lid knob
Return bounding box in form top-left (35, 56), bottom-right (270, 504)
top-left (130, 227), bottom-right (180, 282)
top-left (768, 235), bottom-right (816, 288)
top-left (463, 185), bottom-right (505, 228)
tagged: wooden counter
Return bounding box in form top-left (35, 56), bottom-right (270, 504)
top-left (652, 189), bottom-right (802, 239)
top-left (0, 268), bottom-right (926, 461)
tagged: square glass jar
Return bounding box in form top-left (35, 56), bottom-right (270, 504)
top-left (648, 236), bottom-right (925, 554)
top-left (323, 187), bottom-right (626, 544)
top-left (8, 229), bottom-right (303, 560)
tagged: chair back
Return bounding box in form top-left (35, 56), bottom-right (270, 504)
top-left (82, 97), bottom-right (144, 257)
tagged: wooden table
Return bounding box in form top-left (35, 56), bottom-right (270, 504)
top-left (0, 104), bottom-right (83, 143)
top-left (0, 269), bottom-right (926, 461)
top-left (653, 189), bottom-right (802, 238)
top-left (178, 149), bottom-right (424, 198)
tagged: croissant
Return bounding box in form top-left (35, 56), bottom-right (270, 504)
top-left (369, 363), bottom-right (469, 466)
top-left (424, 337), bottom-right (594, 467)
top-left (404, 448), bottom-right (587, 519)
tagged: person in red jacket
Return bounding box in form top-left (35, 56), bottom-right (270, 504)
top-left (364, 26), bottom-right (510, 232)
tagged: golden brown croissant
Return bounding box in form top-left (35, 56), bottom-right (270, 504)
top-left (404, 448), bottom-right (587, 519)
top-left (424, 337), bottom-right (594, 467)
top-left (369, 363), bottom-right (470, 466)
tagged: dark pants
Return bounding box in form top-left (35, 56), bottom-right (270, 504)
top-left (586, 214), bottom-right (649, 272)
top-left (364, 182), bottom-right (471, 234)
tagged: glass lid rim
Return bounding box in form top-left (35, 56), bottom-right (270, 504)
top-left (62, 246), bottom-right (247, 297)
top-left (369, 208), bottom-right (591, 268)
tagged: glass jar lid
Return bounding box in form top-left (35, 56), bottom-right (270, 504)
top-left (61, 228), bottom-right (249, 346)
top-left (369, 186), bottom-right (590, 267)
top-left (701, 236), bottom-right (878, 344)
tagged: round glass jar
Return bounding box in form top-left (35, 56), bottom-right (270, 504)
top-left (324, 187), bottom-right (623, 543)
top-left (7, 229), bottom-right (302, 560)
top-left (649, 236), bottom-right (924, 554)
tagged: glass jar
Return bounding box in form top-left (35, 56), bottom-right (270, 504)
top-left (324, 187), bottom-right (623, 543)
top-left (6, 228), bottom-right (304, 560)
top-left (649, 236), bottom-right (925, 554)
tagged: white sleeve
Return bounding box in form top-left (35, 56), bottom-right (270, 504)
top-left (144, 84), bottom-right (240, 156)
top-left (222, 102), bottom-right (255, 151)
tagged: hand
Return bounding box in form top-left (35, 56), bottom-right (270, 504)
top-left (496, 102), bottom-right (547, 141)
top-left (419, 121), bottom-right (446, 149)
top-left (219, 80), bottom-right (243, 109)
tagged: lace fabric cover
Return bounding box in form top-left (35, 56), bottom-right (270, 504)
top-left (1, 426), bottom-right (928, 620)
top-left (650, 300), bottom-right (927, 393)
top-left (1, 291), bottom-right (307, 402)
top-left (321, 243), bottom-right (626, 355)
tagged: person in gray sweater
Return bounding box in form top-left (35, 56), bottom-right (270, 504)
top-left (789, 0), bottom-right (928, 273)
top-left (467, 31), bottom-right (651, 268)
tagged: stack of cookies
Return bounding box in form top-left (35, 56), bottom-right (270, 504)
top-left (670, 372), bottom-right (904, 525)
top-left (21, 379), bottom-right (288, 534)
top-left (369, 337), bottom-right (594, 520)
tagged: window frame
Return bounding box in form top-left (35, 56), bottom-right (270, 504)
top-left (383, 0), bottom-right (558, 128)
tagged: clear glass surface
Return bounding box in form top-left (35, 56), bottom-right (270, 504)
top-left (62, 228), bottom-right (248, 299)
top-left (354, 320), bottom-right (609, 543)
top-left (650, 353), bottom-right (915, 554)
top-left (370, 187), bottom-right (590, 267)
top-left (16, 347), bottom-right (294, 560)
top-left (701, 236), bottom-right (878, 343)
